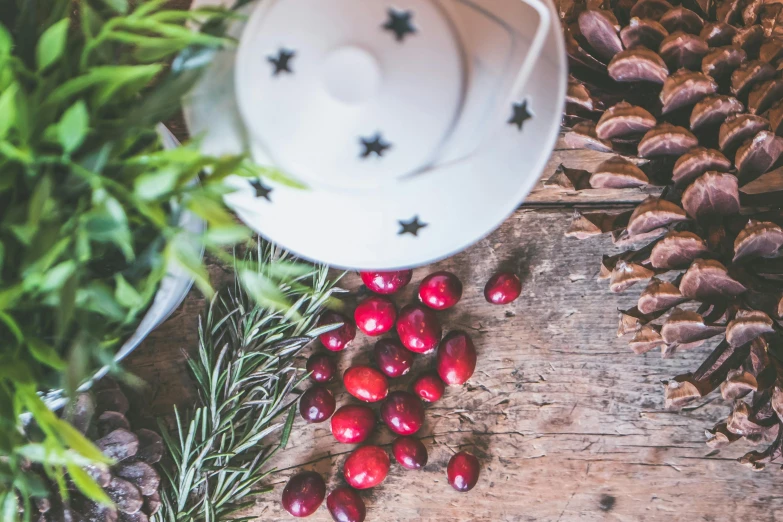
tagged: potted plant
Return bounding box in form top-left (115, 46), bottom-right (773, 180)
top-left (0, 0), bottom-right (296, 513)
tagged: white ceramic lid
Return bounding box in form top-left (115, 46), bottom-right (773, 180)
top-left (235, 0), bottom-right (465, 189)
top-left (185, 0), bottom-right (566, 269)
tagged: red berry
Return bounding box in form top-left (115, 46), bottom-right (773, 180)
top-left (306, 353), bottom-right (337, 383)
top-left (412, 373), bottom-right (445, 402)
top-left (354, 296), bottom-right (397, 336)
top-left (374, 339), bottom-right (414, 378)
top-left (327, 486), bottom-right (366, 522)
top-left (299, 386), bottom-right (336, 423)
top-left (318, 312), bottom-right (356, 351)
top-left (360, 270), bottom-right (413, 295)
top-left (447, 452), bottom-right (480, 492)
top-left (343, 366), bottom-right (389, 403)
top-left (484, 272), bottom-right (522, 305)
top-left (380, 391), bottom-right (424, 436)
top-left (343, 446), bottom-right (390, 489)
top-left (396, 304), bottom-right (442, 354)
top-left (282, 471), bottom-right (326, 517)
top-left (436, 331), bottom-right (477, 386)
top-left (392, 437), bottom-right (428, 470)
top-left (331, 405), bottom-right (376, 444)
top-left (418, 271), bottom-right (463, 310)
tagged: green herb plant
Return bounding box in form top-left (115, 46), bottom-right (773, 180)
top-left (0, 0), bottom-right (303, 517)
top-left (156, 242), bottom-right (343, 522)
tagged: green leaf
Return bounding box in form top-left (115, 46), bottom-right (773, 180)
top-left (238, 269), bottom-right (297, 318)
top-left (80, 2), bottom-right (104, 41)
top-left (0, 311), bottom-right (23, 345)
top-left (27, 175), bottom-right (52, 228)
top-left (266, 261), bottom-right (314, 281)
top-left (58, 100), bottom-right (89, 154)
top-left (48, 65), bottom-right (163, 106)
top-left (76, 283), bottom-right (126, 321)
top-left (237, 161), bottom-right (307, 190)
top-left (27, 338), bottom-right (66, 371)
top-left (169, 239), bottom-right (212, 298)
top-left (39, 261), bottom-right (77, 292)
top-left (115, 274), bottom-right (143, 309)
top-left (0, 25), bottom-right (12, 59)
top-left (57, 420), bottom-right (113, 464)
top-left (66, 463), bottom-right (114, 506)
top-left (279, 407), bottom-right (296, 449)
top-left (37, 18), bottom-right (70, 71)
top-left (203, 225), bottom-right (251, 246)
top-left (1, 491), bottom-right (18, 522)
top-left (186, 193), bottom-right (235, 227)
top-left (0, 83), bottom-right (19, 140)
top-left (15, 444), bottom-right (95, 468)
top-left (100, 0), bottom-right (129, 14)
top-left (134, 167), bottom-right (178, 200)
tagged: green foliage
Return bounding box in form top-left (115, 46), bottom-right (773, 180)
top-left (0, 0), bottom-right (297, 517)
top-left (156, 243), bottom-right (343, 521)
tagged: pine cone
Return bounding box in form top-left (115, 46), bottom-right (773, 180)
top-left (30, 380), bottom-right (163, 521)
top-left (559, 0), bottom-right (783, 469)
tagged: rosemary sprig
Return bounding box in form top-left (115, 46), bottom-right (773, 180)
top-left (155, 242), bottom-right (343, 522)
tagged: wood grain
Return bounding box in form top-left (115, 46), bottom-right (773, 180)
top-left (126, 3), bottom-right (783, 519)
top-left (125, 208), bottom-right (783, 522)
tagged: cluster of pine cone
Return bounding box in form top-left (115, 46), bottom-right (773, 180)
top-left (559, 0), bottom-right (783, 469)
top-left (29, 380), bottom-right (163, 521)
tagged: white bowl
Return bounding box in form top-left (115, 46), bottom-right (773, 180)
top-left (185, 0), bottom-right (567, 269)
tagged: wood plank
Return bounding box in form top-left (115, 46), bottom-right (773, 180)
top-left (125, 207), bottom-right (781, 522)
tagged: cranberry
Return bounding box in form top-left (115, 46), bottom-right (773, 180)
top-left (436, 330), bottom-right (477, 386)
top-left (447, 452), bottom-right (480, 492)
top-left (306, 353), bottom-right (337, 383)
top-left (374, 339), bottom-right (414, 378)
top-left (412, 373), bottom-right (445, 402)
top-left (360, 270), bottom-right (413, 295)
top-left (343, 446), bottom-right (390, 489)
top-left (392, 436), bottom-right (428, 470)
top-left (318, 311), bottom-right (356, 351)
top-left (354, 296), bottom-right (397, 336)
top-left (418, 271), bottom-right (463, 310)
top-left (327, 487), bottom-right (366, 522)
top-left (380, 391), bottom-right (424, 436)
top-left (484, 272), bottom-right (522, 305)
top-left (343, 366), bottom-right (389, 403)
top-left (299, 386), bottom-right (336, 423)
top-left (331, 405), bottom-right (376, 444)
top-left (396, 304), bottom-right (442, 354)
top-left (282, 471), bottom-right (326, 517)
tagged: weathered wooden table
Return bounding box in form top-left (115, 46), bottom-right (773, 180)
top-left (124, 133), bottom-right (783, 521)
top-left (126, 2), bottom-right (783, 517)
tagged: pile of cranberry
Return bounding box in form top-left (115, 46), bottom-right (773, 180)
top-left (283, 269), bottom-right (522, 521)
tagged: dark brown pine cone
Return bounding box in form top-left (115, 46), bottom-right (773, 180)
top-left (29, 380), bottom-right (163, 521)
top-left (559, 0), bottom-right (783, 469)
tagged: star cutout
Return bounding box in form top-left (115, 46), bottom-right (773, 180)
top-left (508, 100), bottom-right (533, 131)
top-left (398, 216), bottom-right (427, 237)
top-left (268, 48), bottom-right (295, 76)
top-left (360, 133), bottom-right (392, 159)
top-left (251, 179), bottom-right (272, 201)
top-left (383, 9), bottom-right (416, 42)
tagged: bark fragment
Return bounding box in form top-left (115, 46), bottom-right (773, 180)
top-left (627, 196), bottom-right (689, 235)
top-left (608, 47), bottom-right (670, 83)
top-left (650, 231), bottom-right (709, 269)
top-left (681, 171), bottom-right (741, 219)
top-left (620, 17), bottom-right (669, 49)
top-left (590, 156), bottom-right (650, 187)
top-left (679, 259), bottom-right (747, 300)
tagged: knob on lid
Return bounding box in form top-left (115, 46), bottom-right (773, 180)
top-left (234, 0), bottom-right (466, 189)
